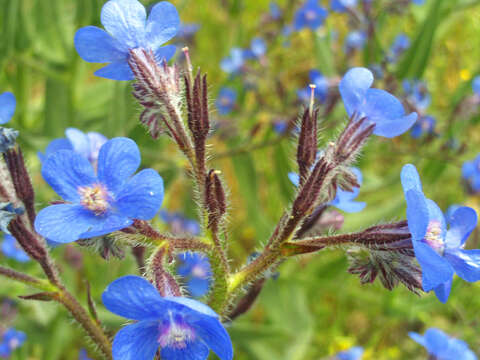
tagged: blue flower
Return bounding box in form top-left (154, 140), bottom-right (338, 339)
top-left (294, 0), bottom-right (328, 31)
top-left (472, 76), bottom-right (480, 96)
top-left (39, 128), bottom-right (108, 166)
top-left (388, 34), bottom-right (410, 63)
top-left (339, 67), bottom-right (417, 138)
top-left (79, 349), bottom-right (92, 360)
top-left (297, 70), bottom-right (329, 103)
top-left (220, 48), bottom-right (245, 74)
top-left (216, 88), bottom-right (237, 115)
top-left (1, 234), bottom-right (29, 263)
top-left (160, 210), bottom-right (201, 236)
top-left (249, 37), bottom-right (267, 58)
top-left (0, 92), bottom-right (16, 125)
top-left (462, 154), bottom-right (480, 193)
top-left (403, 79), bottom-right (431, 110)
top-left (409, 328), bottom-right (477, 360)
top-left (289, 167), bottom-right (365, 213)
top-left (401, 164), bottom-right (480, 302)
top-left (269, 2), bottom-right (282, 19)
top-left (410, 115), bottom-right (436, 139)
top-left (336, 346), bottom-right (364, 360)
top-left (0, 328), bottom-right (26, 357)
top-left (177, 23), bottom-right (200, 39)
top-left (0, 203), bottom-right (22, 234)
top-left (411, 0), bottom-right (426, 5)
top-left (34, 138), bottom-right (164, 244)
top-left (177, 253), bottom-right (212, 297)
top-left (102, 275), bottom-right (233, 360)
top-left (331, 0), bottom-right (357, 12)
top-left (345, 30), bottom-right (367, 51)
top-left (74, 0), bottom-right (179, 81)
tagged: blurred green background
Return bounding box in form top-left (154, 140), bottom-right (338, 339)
top-left (1, 0), bottom-right (480, 358)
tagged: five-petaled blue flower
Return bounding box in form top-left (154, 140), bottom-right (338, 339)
top-left (160, 210), bottom-right (201, 236)
top-left (177, 252), bottom-right (212, 297)
top-left (401, 164), bottom-right (480, 302)
top-left (403, 79), bottom-right (431, 110)
top-left (216, 88), bottom-right (237, 115)
top-left (409, 328), bottom-right (477, 360)
top-left (289, 167), bottom-right (365, 213)
top-left (331, 0), bottom-right (357, 12)
top-left (298, 70), bottom-right (329, 104)
top-left (462, 154), bottom-right (480, 193)
top-left (410, 115), bottom-right (436, 139)
top-left (39, 128), bottom-right (108, 167)
top-left (1, 234), bottom-right (29, 263)
top-left (74, 0), bottom-right (179, 80)
top-left (388, 34), bottom-right (410, 63)
top-left (472, 76), bottom-right (480, 96)
top-left (102, 275), bottom-right (233, 360)
top-left (220, 48), bottom-right (245, 74)
top-left (345, 30), bottom-right (367, 52)
top-left (339, 67), bottom-right (417, 138)
top-left (0, 92), bottom-right (16, 125)
top-left (336, 346), bottom-right (364, 360)
top-left (34, 138), bottom-right (164, 244)
top-left (0, 328), bottom-right (26, 358)
top-left (294, 0), bottom-right (328, 31)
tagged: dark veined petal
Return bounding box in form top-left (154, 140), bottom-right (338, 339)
top-left (400, 164), bottom-right (423, 194)
top-left (97, 138), bottom-right (141, 195)
top-left (423, 328), bottom-right (450, 355)
top-left (102, 275), bottom-right (166, 321)
top-left (433, 279), bottom-right (452, 303)
top-left (445, 207), bottom-right (478, 249)
top-left (412, 240), bottom-right (454, 292)
top-left (101, 0), bottom-right (147, 49)
top-left (74, 26), bottom-right (126, 62)
top-left (189, 315), bottom-right (233, 360)
top-left (0, 92), bottom-right (16, 124)
top-left (41, 150), bottom-right (96, 202)
top-left (154, 45), bottom-right (177, 63)
top-left (146, 2), bottom-right (180, 49)
top-left (112, 321), bottom-right (160, 360)
top-left (444, 249), bottom-right (480, 282)
top-left (339, 67), bottom-right (374, 117)
top-left (405, 189), bottom-right (428, 241)
top-left (372, 112), bottom-right (417, 138)
top-left (160, 340), bottom-right (209, 360)
top-left (94, 60), bottom-right (134, 81)
top-left (115, 168), bottom-right (164, 220)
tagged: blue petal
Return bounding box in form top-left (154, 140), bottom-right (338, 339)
top-left (40, 138), bottom-right (73, 163)
top-left (165, 297), bottom-right (219, 318)
top-left (94, 60), bottom-right (134, 81)
top-left (339, 67), bottom-right (374, 117)
top-left (409, 332), bottom-right (426, 347)
top-left (405, 189), bottom-right (428, 240)
top-left (112, 321), bottom-right (159, 360)
top-left (160, 340), bottom-right (209, 360)
top-left (433, 279), bottom-right (452, 303)
top-left (462, 160), bottom-right (475, 179)
top-left (146, 2), bottom-right (180, 49)
top-left (101, 0), bottom-right (147, 49)
top-left (187, 278), bottom-right (210, 297)
top-left (41, 150), bottom-right (96, 202)
top-left (1, 235), bottom-right (29, 262)
top-left (79, 212), bottom-right (133, 239)
top-left (288, 172), bottom-right (300, 187)
top-left (102, 275), bottom-right (165, 320)
top-left (74, 26), bottom-right (126, 62)
top-left (337, 346), bottom-right (364, 360)
top-left (0, 92), bottom-right (16, 124)
top-left (115, 169), bottom-right (164, 220)
top-left (444, 249), bottom-right (480, 282)
top-left (87, 132), bottom-right (108, 162)
top-left (424, 328), bottom-right (450, 355)
top-left (425, 199), bottom-right (447, 238)
top-left (400, 164), bottom-right (423, 193)
top-left (372, 112), bottom-right (417, 138)
top-left (334, 200), bottom-right (366, 213)
top-left (413, 240), bottom-right (453, 291)
top-left (445, 207), bottom-right (478, 248)
top-left (65, 128), bottom-right (90, 159)
top-left (189, 315), bottom-right (233, 360)
top-left (97, 138), bottom-right (140, 195)
top-left (155, 45), bottom-right (177, 63)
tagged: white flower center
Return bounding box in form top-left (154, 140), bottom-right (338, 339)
top-left (423, 220), bottom-right (444, 255)
top-left (78, 184), bottom-right (110, 215)
top-left (158, 312), bottom-right (196, 350)
top-left (306, 10), bottom-right (317, 21)
top-left (191, 264), bottom-right (207, 278)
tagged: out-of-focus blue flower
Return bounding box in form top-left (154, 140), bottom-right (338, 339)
top-left (220, 48), bottom-right (245, 74)
top-left (294, 0), bottom-right (328, 31)
top-left (273, 121), bottom-right (288, 134)
top-left (368, 64), bottom-right (384, 79)
top-left (297, 70), bottom-right (329, 103)
top-left (102, 275), bottom-right (233, 360)
top-left (79, 349), bottom-right (92, 360)
top-left (249, 38), bottom-right (267, 58)
top-left (345, 30), bottom-right (366, 51)
top-left (1, 234), bottom-right (29, 263)
top-left (388, 34), bottom-right (410, 62)
top-left (472, 76), bottom-right (480, 96)
top-left (403, 79), bottom-right (431, 110)
top-left (410, 115), bottom-right (435, 139)
top-left (331, 0), bottom-right (357, 12)
top-left (462, 154), bottom-right (480, 193)
top-left (269, 2), bottom-right (282, 19)
top-left (409, 328), bottom-right (477, 360)
top-left (0, 203), bottom-right (22, 234)
top-left (34, 138), bottom-right (164, 244)
top-left (160, 210), bottom-right (200, 236)
top-left (177, 253), bottom-right (212, 297)
top-left (340, 67), bottom-right (417, 138)
top-left (216, 88), bottom-right (237, 115)
top-left (411, 0), bottom-right (426, 5)
top-left (74, 0), bottom-right (179, 80)
top-left (289, 167), bottom-right (365, 213)
top-left (336, 346), bottom-right (364, 360)
top-left (0, 328), bottom-right (26, 357)
top-left (177, 23), bottom-right (200, 39)
top-left (0, 92), bottom-right (16, 125)
top-left (39, 128), bottom-right (108, 166)
top-left (401, 164), bottom-right (480, 302)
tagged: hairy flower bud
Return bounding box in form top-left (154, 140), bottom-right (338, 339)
top-left (205, 170), bottom-right (227, 230)
top-left (296, 107), bottom-right (318, 184)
